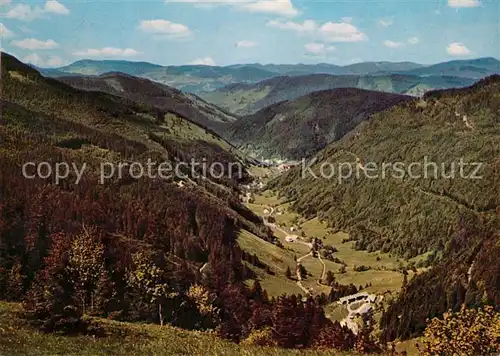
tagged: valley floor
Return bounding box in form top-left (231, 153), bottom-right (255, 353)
top-left (240, 189), bottom-right (425, 355)
top-left (243, 190), bottom-right (419, 297)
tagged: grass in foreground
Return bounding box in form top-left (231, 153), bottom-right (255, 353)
top-left (0, 302), bottom-right (360, 356)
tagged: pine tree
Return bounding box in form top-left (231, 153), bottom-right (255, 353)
top-left (24, 262), bottom-right (83, 333)
top-left (325, 270), bottom-right (336, 286)
top-left (93, 269), bottom-right (115, 316)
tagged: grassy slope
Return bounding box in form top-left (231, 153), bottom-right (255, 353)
top-left (270, 77), bottom-right (500, 258)
top-left (0, 302), bottom-right (358, 356)
top-left (201, 85), bottom-right (272, 116)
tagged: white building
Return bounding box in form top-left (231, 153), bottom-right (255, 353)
top-left (337, 292), bottom-right (376, 305)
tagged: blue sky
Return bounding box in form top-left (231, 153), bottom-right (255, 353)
top-left (0, 0), bottom-right (499, 67)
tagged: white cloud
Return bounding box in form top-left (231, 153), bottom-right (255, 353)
top-left (408, 37), bottom-right (420, 45)
top-left (383, 40), bottom-right (404, 48)
top-left (0, 23), bottom-right (14, 38)
top-left (6, 1), bottom-right (69, 21)
top-left (138, 20), bottom-right (191, 39)
top-left (378, 19), bottom-right (393, 27)
top-left (0, 0), bottom-right (12, 5)
top-left (446, 42), bottom-right (470, 56)
top-left (319, 22), bottom-right (368, 42)
top-left (169, 0), bottom-right (299, 17)
top-left (189, 56), bottom-right (216, 66)
top-left (341, 17), bottom-right (353, 23)
top-left (304, 42), bottom-right (335, 56)
top-left (268, 19), bottom-right (367, 43)
top-left (266, 19), bottom-right (317, 33)
top-left (448, 0), bottom-right (481, 8)
top-left (72, 47), bottom-right (141, 57)
top-left (44, 0), bottom-right (70, 15)
top-left (236, 40), bottom-right (258, 48)
top-left (242, 0), bottom-right (298, 17)
top-left (12, 38), bottom-right (59, 50)
top-left (23, 53), bottom-right (43, 66)
top-left (6, 4), bottom-right (42, 21)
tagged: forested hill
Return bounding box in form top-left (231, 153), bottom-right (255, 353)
top-left (0, 52), bottom-right (388, 353)
top-left (58, 72), bottom-right (238, 134)
top-left (269, 76), bottom-right (500, 340)
top-left (0, 51), bottom-right (271, 339)
top-left (225, 88), bottom-right (410, 161)
top-left (270, 76), bottom-right (500, 257)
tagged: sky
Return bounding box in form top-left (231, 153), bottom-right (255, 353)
top-left (0, 0), bottom-right (499, 67)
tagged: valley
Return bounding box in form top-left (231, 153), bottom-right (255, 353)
top-left (0, 46), bottom-right (499, 356)
top-left (224, 88), bottom-right (411, 161)
top-left (238, 187), bottom-right (423, 334)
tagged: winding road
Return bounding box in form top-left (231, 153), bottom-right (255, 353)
top-left (253, 196), bottom-right (379, 333)
top-left (295, 253), bottom-right (313, 296)
top-left (317, 253), bottom-right (326, 283)
top-left (262, 206), bottom-right (316, 296)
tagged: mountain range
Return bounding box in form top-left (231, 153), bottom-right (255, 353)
top-left (201, 73), bottom-right (474, 115)
top-left (36, 57), bottom-right (500, 94)
top-left (1, 50), bottom-right (499, 355)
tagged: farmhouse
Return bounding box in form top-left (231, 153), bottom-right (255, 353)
top-left (337, 292), bottom-right (376, 305)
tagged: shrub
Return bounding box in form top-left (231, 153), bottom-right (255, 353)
top-left (419, 305), bottom-right (500, 355)
top-left (241, 327), bottom-right (276, 347)
top-left (353, 265), bottom-right (372, 272)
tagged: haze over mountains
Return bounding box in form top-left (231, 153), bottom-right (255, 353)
top-left (37, 57), bottom-right (500, 94)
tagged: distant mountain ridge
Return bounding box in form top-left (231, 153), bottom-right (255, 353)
top-left (229, 61), bottom-right (424, 76)
top-left (35, 56), bottom-right (500, 94)
top-left (42, 59), bottom-right (277, 93)
top-left (201, 73), bottom-right (475, 115)
top-left (403, 57), bottom-right (500, 78)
